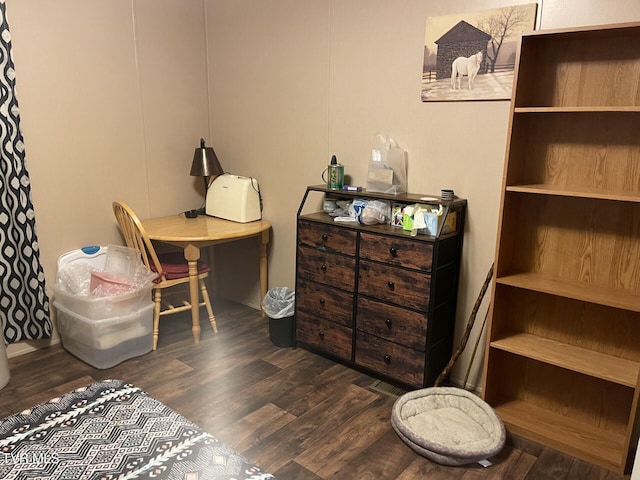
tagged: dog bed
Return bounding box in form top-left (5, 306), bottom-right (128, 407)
top-left (391, 386), bottom-right (505, 466)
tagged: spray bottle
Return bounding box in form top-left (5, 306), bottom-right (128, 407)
top-left (326, 155), bottom-right (344, 190)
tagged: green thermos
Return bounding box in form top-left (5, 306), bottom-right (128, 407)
top-left (327, 155), bottom-right (344, 190)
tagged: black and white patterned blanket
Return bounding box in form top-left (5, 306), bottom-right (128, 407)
top-left (0, 379), bottom-right (275, 479)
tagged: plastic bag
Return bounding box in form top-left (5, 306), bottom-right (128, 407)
top-left (56, 262), bottom-right (98, 295)
top-left (347, 199), bottom-right (391, 225)
top-left (363, 200), bottom-right (392, 225)
top-left (366, 133), bottom-right (407, 194)
top-left (90, 246), bottom-right (156, 297)
top-left (262, 287), bottom-right (295, 319)
top-left (56, 245), bottom-right (156, 297)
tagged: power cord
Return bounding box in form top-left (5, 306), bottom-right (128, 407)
top-left (250, 177), bottom-right (263, 213)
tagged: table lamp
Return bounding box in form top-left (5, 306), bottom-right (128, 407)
top-left (190, 138), bottom-right (224, 193)
top-left (188, 138), bottom-right (224, 216)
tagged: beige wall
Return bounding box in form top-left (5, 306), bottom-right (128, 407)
top-left (5, 0), bottom-right (211, 356)
top-left (205, 0), bottom-right (640, 389)
top-left (4, 0), bottom-right (640, 388)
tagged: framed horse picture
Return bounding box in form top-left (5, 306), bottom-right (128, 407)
top-left (421, 4), bottom-right (537, 102)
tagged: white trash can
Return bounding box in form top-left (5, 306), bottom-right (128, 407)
top-left (0, 340), bottom-right (9, 389)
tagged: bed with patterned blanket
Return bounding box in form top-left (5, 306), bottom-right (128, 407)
top-left (0, 379), bottom-right (275, 479)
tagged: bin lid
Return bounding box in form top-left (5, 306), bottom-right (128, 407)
top-left (57, 246), bottom-right (107, 282)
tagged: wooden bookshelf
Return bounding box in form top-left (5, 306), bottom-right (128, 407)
top-left (482, 22), bottom-right (640, 474)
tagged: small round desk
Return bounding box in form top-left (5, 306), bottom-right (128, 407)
top-left (141, 214), bottom-right (271, 344)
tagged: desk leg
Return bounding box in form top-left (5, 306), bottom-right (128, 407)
top-left (259, 229), bottom-right (270, 318)
top-left (184, 244), bottom-right (201, 344)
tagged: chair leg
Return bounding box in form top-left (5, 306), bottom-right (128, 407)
top-left (152, 288), bottom-right (162, 350)
top-left (199, 279), bottom-right (217, 334)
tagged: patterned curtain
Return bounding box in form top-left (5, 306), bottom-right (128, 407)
top-left (0, 0), bottom-right (51, 343)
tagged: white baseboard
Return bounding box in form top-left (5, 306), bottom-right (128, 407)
top-left (6, 336), bottom-right (60, 358)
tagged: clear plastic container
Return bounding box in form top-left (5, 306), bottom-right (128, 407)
top-left (55, 301), bottom-right (153, 369)
top-left (52, 282), bottom-right (152, 320)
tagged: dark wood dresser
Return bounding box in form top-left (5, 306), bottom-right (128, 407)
top-left (295, 185), bottom-right (466, 388)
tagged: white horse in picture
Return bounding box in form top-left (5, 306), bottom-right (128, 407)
top-left (451, 51), bottom-right (483, 90)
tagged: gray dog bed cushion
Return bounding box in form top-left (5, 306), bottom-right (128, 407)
top-left (391, 386), bottom-right (506, 466)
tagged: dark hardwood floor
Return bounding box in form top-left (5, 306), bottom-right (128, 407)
top-left (0, 300), bottom-right (631, 479)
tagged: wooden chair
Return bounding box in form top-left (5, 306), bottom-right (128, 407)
top-left (112, 201), bottom-right (217, 350)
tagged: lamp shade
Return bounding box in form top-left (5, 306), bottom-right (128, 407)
top-left (190, 138), bottom-right (224, 177)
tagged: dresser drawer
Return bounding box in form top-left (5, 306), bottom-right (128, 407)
top-left (360, 232), bottom-right (433, 271)
top-left (355, 331), bottom-right (425, 387)
top-left (296, 279), bottom-right (353, 327)
top-left (296, 311), bottom-right (352, 361)
top-left (298, 219), bottom-right (357, 256)
top-left (297, 246), bottom-right (356, 291)
top-left (358, 260), bottom-right (430, 311)
top-left (356, 297), bottom-right (427, 350)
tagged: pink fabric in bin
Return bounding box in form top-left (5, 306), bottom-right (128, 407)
top-left (152, 252), bottom-right (211, 280)
top-left (90, 271), bottom-right (134, 294)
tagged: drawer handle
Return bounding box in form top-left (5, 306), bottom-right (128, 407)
top-left (384, 354), bottom-right (391, 364)
top-left (319, 298), bottom-right (325, 306)
top-left (387, 281), bottom-right (394, 290)
top-left (319, 330), bottom-right (325, 339)
top-left (385, 318), bottom-right (392, 329)
top-left (389, 246), bottom-right (397, 257)
top-left (321, 264), bottom-right (327, 272)
top-left (322, 234), bottom-right (328, 242)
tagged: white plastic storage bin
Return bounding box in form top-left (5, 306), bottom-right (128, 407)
top-left (54, 246), bottom-right (153, 319)
top-left (54, 301), bottom-right (154, 369)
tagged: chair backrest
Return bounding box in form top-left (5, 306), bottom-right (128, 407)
top-left (112, 201), bottom-right (165, 280)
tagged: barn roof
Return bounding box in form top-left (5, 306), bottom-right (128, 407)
top-left (435, 20), bottom-right (491, 44)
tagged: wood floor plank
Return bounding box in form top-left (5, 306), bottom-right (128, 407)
top-left (172, 359), bottom-right (281, 430)
top-left (296, 395), bottom-right (395, 476)
top-left (273, 361), bottom-right (371, 418)
top-left (205, 353), bottom-right (329, 429)
top-left (522, 447), bottom-right (579, 480)
top-left (101, 357), bottom-right (194, 388)
top-left (272, 460), bottom-right (323, 479)
top-left (0, 374), bottom-right (97, 418)
top-left (243, 383), bottom-right (380, 473)
top-left (460, 446), bottom-right (537, 479)
top-left (216, 402), bottom-right (296, 453)
top-left (395, 457), bottom-right (469, 480)
top-left (327, 429), bottom-right (418, 480)
top-left (0, 299), bottom-right (631, 480)
top-left (262, 346), bottom-right (310, 369)
top-left (566, 457), bottom-right (626, 480)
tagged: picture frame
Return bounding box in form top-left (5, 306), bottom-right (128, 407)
top-left (421, 4), bottom-right (537, 102)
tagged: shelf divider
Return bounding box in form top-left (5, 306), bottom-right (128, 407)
top-left (496, 273), bottom-right (640, 313)
top-left (514, 106), bottom-right (640, 113)
top-left (506, 184), bottom-right (640, 203)
top-left (491, 332), bottom-right (640, 387)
